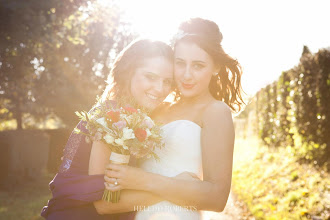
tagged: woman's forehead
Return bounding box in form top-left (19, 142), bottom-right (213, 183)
top-left (136, 57), bottom-right (173, 77)
top-left (174, 42), bottom-right (211, 62)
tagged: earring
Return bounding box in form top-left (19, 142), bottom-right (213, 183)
top-left (213, 72), bottom-right (218, 76)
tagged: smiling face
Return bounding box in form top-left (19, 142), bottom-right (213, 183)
top-left (130, 56), bottom-right (173, 110)
top-left (174, 41), bottom-right (218, 99)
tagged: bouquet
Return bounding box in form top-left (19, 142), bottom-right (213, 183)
top-left (75, 99), bottom-right (164, 203)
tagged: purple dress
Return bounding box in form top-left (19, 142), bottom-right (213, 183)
top-left (41, 110), bottom-right (136, 219)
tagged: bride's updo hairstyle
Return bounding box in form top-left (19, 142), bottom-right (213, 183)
top-left (172, 18), bottom-right (246, 113)
top-left (101, 39), bottom-right (174, 101)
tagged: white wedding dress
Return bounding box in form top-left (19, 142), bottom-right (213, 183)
top-left (135, 120), bottom-right (203, 220)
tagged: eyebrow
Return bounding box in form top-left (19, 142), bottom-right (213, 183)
top-left (175, 58), bottom-right (206, 64)
top-left (192, 61), bottom-right (206, 64)
top-left (146, 72), bottom-right (172, 80)
top-left (146, 72), bottom-right (158, 75)
top-left (175, 58), bottom-right (185, 61)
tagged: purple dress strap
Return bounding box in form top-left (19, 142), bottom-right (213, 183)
top-left (41, 102), bottom-right (135, 219)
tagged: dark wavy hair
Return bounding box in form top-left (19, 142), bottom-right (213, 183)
top-left (101, 39), bottom-right (174, 101)
top-left (172, 18), bottom-right (246, 113)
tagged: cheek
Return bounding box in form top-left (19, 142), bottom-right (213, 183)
top-left (130, 75), bottom-right (148, 94)
top-left (130, 76), bottom-right (138, 94)
top-left (174, 69), bottom-right (184, 82)
top-left (197, 70), bottom-right (213, 86)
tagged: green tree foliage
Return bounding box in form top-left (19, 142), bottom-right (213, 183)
top-left (0, 0), bottom-right (136, 129)
top-left (315, 49), bottom-right (330, 161)
top-left (296, 47), bottom-right (319, 144)
top-left (258, 85), bottom-right (270, 145)
top-left (276, 71), bottom-right (293, 147)
top-left (239, 46), bottom-right (330, 165)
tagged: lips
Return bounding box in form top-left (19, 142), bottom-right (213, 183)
top-left (181, 82), bottom-right (195, 89)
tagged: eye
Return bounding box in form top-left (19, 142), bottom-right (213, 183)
top-left (175, 60), bottom-right (185, 68)
top-left (193, 63), bottom-right (204, 70)
top-left (145, 73), bottom-right (157, 81)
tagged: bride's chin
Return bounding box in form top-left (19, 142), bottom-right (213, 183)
top-left (179, 91), bottom-right (197, 98)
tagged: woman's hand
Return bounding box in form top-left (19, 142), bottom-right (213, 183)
top-left (104, 164), bottom-right (151, 192)
top-left (104, 163), bottom-right (202, 192)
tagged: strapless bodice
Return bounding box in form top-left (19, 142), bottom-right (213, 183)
top-left (138, 120), bottom-right (203, 179)
top-left (135, 120), bottom-right (203, 220)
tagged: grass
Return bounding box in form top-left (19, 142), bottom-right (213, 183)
top-left (0, 173), bottom-right (53, 220)
top-left (1, 136), bottom-right (329, 220)
top-left (232, 136), bottom-right (330, 220)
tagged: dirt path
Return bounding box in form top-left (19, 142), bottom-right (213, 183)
top-left (202, 190), bottom-right (254, 220)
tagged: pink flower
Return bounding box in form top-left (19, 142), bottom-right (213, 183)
top-left (134, 128), bottom-right (147, 142)
top-left (124, 107), bottom-right (138, 114)
top-left (106, 111), bottom-right (120, 122)
top-left (142, 116), bottom-right (155, 129)
top-left (112, 120), bottom-right (127, 130)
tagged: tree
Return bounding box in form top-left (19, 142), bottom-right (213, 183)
top-left (0, 0), bottom-right (136, 129)
top-left (315, 49), bottom-right (330, 162)
top-left (296, 46), bottom-right (319, 143)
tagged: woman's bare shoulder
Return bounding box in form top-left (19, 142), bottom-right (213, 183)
top-left (205, 100), bottom-right (231, 115)
top-left (202, 100), bottom-right (233, 126)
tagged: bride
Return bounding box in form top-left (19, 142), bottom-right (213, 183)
top-left (102, 17), bottom-right (245, 219)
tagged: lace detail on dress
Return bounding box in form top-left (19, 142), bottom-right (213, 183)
top-left (59, 122), bottom-right (85, 173)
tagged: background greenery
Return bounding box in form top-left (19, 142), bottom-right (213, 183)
top-left (238, 47), bottom-right (330, 167)
top-left (0, 0), bottom-right (136, 130)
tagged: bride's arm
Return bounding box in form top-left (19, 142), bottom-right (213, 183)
top-left (105, 102), bottom-right (234, 212)
top-left (89, 141), bottom-right (162, 214)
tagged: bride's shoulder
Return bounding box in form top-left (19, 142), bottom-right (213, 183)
top-left (202, 100), bottom-right (232, 122)
top-left (206, 100), bottom-right (231, 113)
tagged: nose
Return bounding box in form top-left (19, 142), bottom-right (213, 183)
top-left (153, 80), bottom-right (164, 94)
top-left (183, 65), bottom-right (192, 81)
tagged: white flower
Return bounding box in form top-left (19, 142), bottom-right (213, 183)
top-left (104, 133), bottom-right (115, 144)
top-left (115, 138), bottom-right (124, 146)
top-left (96, 117), bottom-right (108, 128)
top-left (146, 128), bottom-right (152, 137)
top-left (95, 117), bottom-right (112, 133)
top-left (122, 127), bottom-right (135, 140)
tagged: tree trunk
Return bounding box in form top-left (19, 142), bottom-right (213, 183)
top-left (14, 98), bottom-right (23, 130)
top-left (16, 111), bottom-right (22, 130)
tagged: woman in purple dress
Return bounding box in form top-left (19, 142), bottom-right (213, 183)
top-left (41, 39), bottom-right (176, 219)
